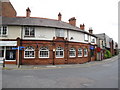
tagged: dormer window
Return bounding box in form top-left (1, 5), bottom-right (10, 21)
top-left (0, 26), bottom-right (8, 37)
top-left (24, 27), bottom-right (35, 37)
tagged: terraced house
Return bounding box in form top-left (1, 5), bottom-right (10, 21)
top-left (0, 0), bottom-right (117, 65)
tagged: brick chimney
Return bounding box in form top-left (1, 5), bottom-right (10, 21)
top-left (26, 7), bottom-right (31, 17)
top-left (68, 17), bottom-right (76, 26)
top-left (89, 27), bottom-right (93, 34)
top-left (58, 12), bottom-right (62, 21)
top-left (1, 0), bottom-right (17, 17)
top-left (80, 24), bottom-right (85, 30)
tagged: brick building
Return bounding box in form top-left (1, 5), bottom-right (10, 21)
top-left (0, 0), bottom-right (104, 65)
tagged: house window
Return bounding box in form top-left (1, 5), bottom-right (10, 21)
top-left (0, 26), bottom-right (8, 36)
top-left (39, 47), bottom-right (49, 58)
top-left (55, 29), bottom-right (64, 37)
top-left (0, 47), bottom-right (4, 58)
top-left (78, 48), bottom-right (83, 57)
top-left (91, 36), bottom-right (95, 43)
top-left (84, 48), bottom-right (88, 57)
top-left (56, 47), bottom-right (64, 58)
top-left (84, 34), bottom-right (88, 42)
top-left (24, 27), bottom-right (35, 37)
top-left (69, 48), bottom-right (76, 57)
top-left (24, 46), bottom-right (35, 58)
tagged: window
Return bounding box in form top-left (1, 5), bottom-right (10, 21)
top-left (24, 46), bottom-right (35, 58)
top-left (78, 48), bottom-right (83, 57)
top-left (24, 27), bottom-right (35, 37)
top-left (91, 36), bottom-right (95, 43)
top-left (84, 34), bottom-right (88, 41)
top-left (39, 47), bottom-right (49, 58)
top-left (0, 26), bottom-right (8, 36)
top-left (56, 47), bottom-right (64, 58)
top-left (0, 47), bottom-right (4, 58)
top-left (55, 29), bottom-right (64, 37)
top-left (84, 48), bottom-right (88, 57)
top-left (69, 48), bottom-right (76, 57)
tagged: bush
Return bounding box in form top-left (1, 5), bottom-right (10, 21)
top-left (104, 50), bottom-right (112, 59)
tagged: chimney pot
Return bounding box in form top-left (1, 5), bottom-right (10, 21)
top-left (89, 28), bottom-right (93, 34)
top-left (68, 17), bottom-right (76, 26)
top-left (80, 24), bottom-right (85, 30)
top-left (58, 12), bottom-right (62, 21)
top-left (26, 7), bottom-right (31, 17)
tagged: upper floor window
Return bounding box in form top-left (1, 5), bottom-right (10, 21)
top-left (84, 48), bottom-right (88, 57)
top-left (84, 34), bottom-right (88, 42)
top-left (24, 27), bottom-right (35, 37)
top-left (56, 47), bottom-right (64, 58)
top-left (0, 26), bottom-right (8, 36)
top-left (78, 48), bottom-right (83, 57)
top-left (91, 36), bottom-right (95, 43)
top-left (69, 48), bottom-right (76, 57)
top-left (55, 29), bottom-right (64, 37)
top-left (24, 46), bottom-right (35, 58)
top-left (39, 47), bottom-right (49, 58)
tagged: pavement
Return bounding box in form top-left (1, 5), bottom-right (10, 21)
top-left (1, 55), bottom-right (118, 70)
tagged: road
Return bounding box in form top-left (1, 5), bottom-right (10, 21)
top-left (2, 56), bottom-right (119, 88)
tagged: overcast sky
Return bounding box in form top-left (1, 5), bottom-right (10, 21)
top-left (10, 0), bottom-right (119, 43)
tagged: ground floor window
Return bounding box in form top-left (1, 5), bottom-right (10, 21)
top-left (6, 47), bottom-right (16, 60)
top-left (56, 47), bottom-right (64, 58)
top-left (78, 48), bottom-right (83, 57)
top-left (24, 46), bottom-right (35, 58)
top-left (69, 48), bottom-right (76, 57)
top-left (39, 47), bottom-right (49, 58)
top-left (0, 46), bottom-right (4, 58)
top-left (84, 48), bottom-right (88, 57)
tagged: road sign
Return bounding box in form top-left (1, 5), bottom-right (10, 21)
top-left (12, 46), bottom-right (24, 50)
top-left (90, 45), bottom-right (94, 50)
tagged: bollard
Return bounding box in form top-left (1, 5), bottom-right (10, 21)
top-left (3, 58), bottom-right (5, 68)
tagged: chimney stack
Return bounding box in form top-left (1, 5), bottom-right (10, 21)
top-left (80, 24), bottom-right (85, 30)
top-left (26, 7), bottom-right (31, 17)
top-left (68, 17), bottom-right (76, 26)
top-left (58, 12), bottom-right (62, 21)
top-left (89, 27), bottom-right (93, 34)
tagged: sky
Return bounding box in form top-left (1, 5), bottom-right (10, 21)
top-left (9, 0), bottom-right (119, 43)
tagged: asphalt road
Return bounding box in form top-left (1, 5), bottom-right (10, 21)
top-left (2, 56), bottom-right (119, 88)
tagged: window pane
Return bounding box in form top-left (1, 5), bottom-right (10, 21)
top-left (2, 26), bottom-right (7, 35)
top-left (25, 27), bottom-right (29, 36)
top-left (30, 28), bottom-right (35, 36)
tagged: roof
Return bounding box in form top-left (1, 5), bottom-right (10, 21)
top-left (2, 16), bottom-right (97, 37)
top-left (95, 33), bottom-right (105, 40)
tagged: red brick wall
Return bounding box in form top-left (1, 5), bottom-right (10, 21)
top-left (20, 38), bottom-right (96, 65)
top-left (1, 2), bottom-right (17, 17)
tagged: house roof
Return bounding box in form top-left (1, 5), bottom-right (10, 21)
top-left (2, 16), bottom-right (97, 37)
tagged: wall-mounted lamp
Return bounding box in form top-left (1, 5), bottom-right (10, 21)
top-left (53, 48), bottom-right (55, 52)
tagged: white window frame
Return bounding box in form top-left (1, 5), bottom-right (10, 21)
top-left (55, 29), bottom-right (65, 37)
top-left (0, 26), bottom-right (8, 37)
top-left (91, 36), bottom-right (95, 43)
top-left (78, 48), bottom-right (83, 57)
top-left (24, 46), bottom-right (35, 58)
top-left (69, 48), bottom-right (76, 57)
top-left (39, 47), bottom-right (49, 58)
top-left (84, 34), bottom-right (88, 42)
top-left (24, 27), bottom-right (35, 37)
top-left (84, 48), bottom-right (88, 57)
top-left (56, 47), bottom-right (64, 58)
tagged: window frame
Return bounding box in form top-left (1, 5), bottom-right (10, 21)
top-left (84, 48), bottom-right (88, 57)
top-left (0, 26), bottom-right (8, 37)
top-left (69, 48), bottom-right (76, 57)
top-left (24, 27), bottom-right (35, 37)
top-left (39, 47), bottom-right (49, 58)
top-left (84, 34), bottom-right (88, 42)
top-left (24, 46), bottom-right (35, 58)
top-left (78, 48), bottom-right (83, 57)
top-left (56, 47), bottom-right (64, 58)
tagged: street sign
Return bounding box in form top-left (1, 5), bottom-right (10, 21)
top-left (12, 46), bottom-right (24, 50)
top-left (90, 45), bottom-right (94, 50)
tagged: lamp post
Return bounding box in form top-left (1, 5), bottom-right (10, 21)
top-left (53, 48), bottom-right (55, 65)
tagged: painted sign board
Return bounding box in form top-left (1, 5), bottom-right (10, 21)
top-left (0, 41), bottom-right (17, 46)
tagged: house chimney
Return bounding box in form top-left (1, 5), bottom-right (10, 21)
top-left (58, 12), bottom-right (62, 21)
top-left (80, 24), bottom-right (85, 30)
top-left (68, 17), bottom-right (76, 26)
top-left (26, 7), bottom-right (31, 17)
top-left (89, 27), bottom-right (93, 34)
